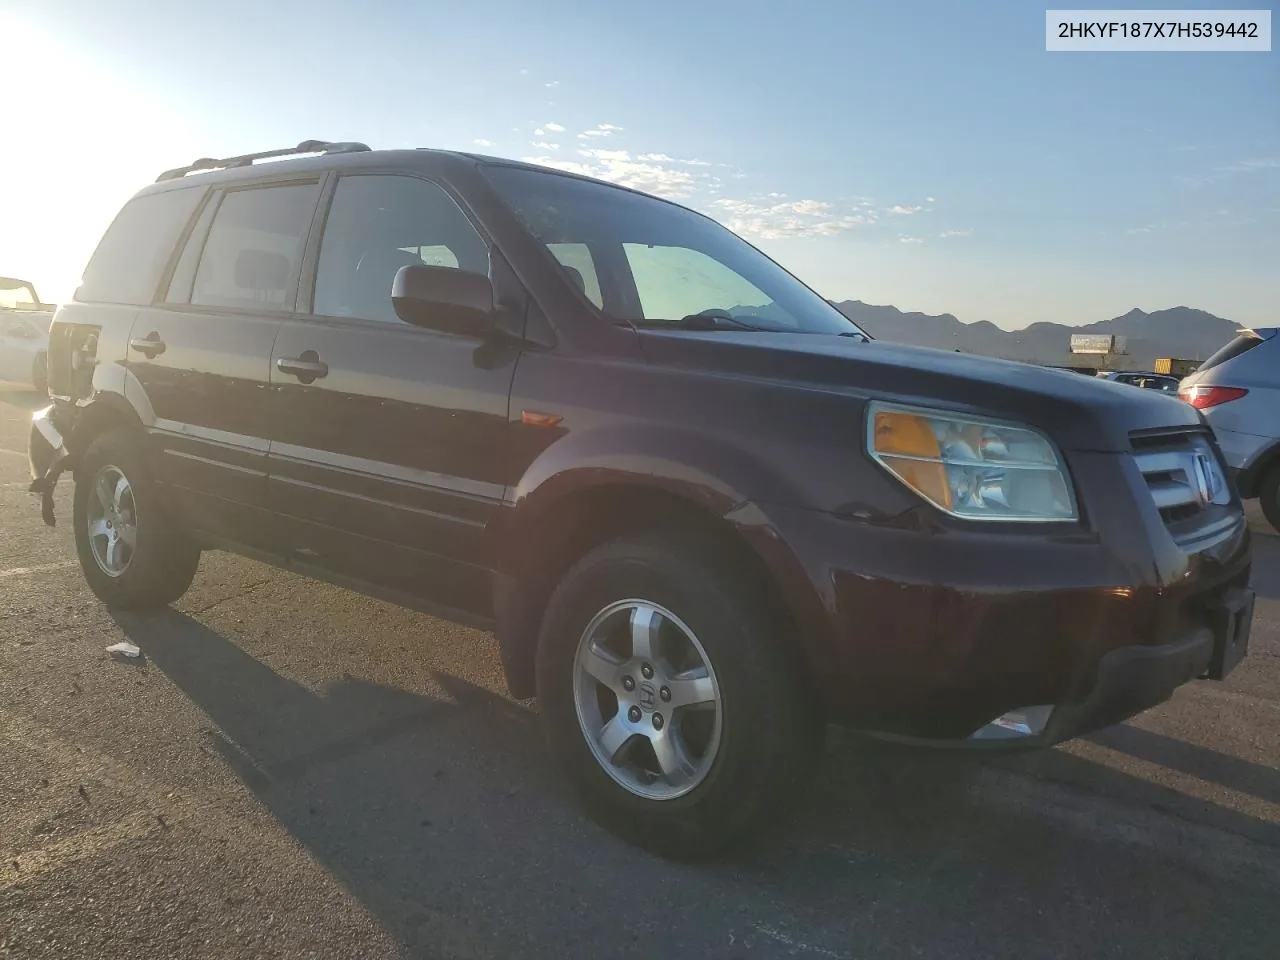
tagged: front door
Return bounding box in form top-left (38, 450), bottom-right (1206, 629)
top-left (127, 178), bottom-right (322, 548)
top-left (267, 173), bottom-right (519, 619)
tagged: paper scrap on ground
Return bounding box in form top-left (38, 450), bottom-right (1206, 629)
top-left (106, 641), bottom-right (141, 658)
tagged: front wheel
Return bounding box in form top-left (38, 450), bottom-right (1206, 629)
top-left (536, 531), bottom-right (822, 859)
top-left (73, 429), bottom-right (201, 609)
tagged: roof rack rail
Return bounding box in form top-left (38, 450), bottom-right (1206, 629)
top-left (155, 140), bottom-right (371, 182)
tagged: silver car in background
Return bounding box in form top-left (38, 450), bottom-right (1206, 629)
top-left (0, 278), bottom-right (54, 394)
top-left (1180, 327), bottom-right (1280, 531)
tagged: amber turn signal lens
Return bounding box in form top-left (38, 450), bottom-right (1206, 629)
top-left (872, 411), bottom-right (952, 510)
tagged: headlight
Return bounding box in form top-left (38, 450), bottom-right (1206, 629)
top-left (867, 402), bottom-right (1077, 522)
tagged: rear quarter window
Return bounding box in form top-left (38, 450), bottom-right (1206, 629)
top-left (76, 187), bottom-right (204, 305)
top-left (1197, 333), bottom-right (1263, 373)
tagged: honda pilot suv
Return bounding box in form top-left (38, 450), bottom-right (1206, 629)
top-left (29, 141), bottom-right (1255, 858)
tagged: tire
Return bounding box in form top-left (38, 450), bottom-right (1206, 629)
top-left (1260, 463), bottom-right (1280, 534)
top-left (73, 428), bottom-right (201, 609)
top-left (32, 353), bottom-right (48, 395)
top-left (535, 530), bottom-right (822, 860)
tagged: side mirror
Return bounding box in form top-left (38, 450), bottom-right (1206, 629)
top-left (392, 264), bottom-right (494, 339)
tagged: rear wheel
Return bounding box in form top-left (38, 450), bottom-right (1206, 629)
top-left (73, 429), bottom-right (201, 609)
top-left (1259, 463), bottom-right (1280, 534)
top-left (535, 531), bottom-right (822, 859)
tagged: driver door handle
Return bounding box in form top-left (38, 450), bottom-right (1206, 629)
top-left (276, 352), bottom-right (328, 381)
top-left (129, 333), bottom-right (166, 358)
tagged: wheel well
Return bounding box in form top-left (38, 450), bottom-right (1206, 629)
top-left (495, 484), bottom-right (795, 700)
top-left (68, 401), bottom-right (143, 475)
top-left (1238, 441), bottom-right (1280, 499)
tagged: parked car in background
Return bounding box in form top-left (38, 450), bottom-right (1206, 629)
top-left (27, 140), bottom-right (1255, 858)
top-left (0, 277), bottom-right (55, 393)
top-left (1180, 328), bottom-right (1280, 532)
top-left (1097, 371), bottom-right (1181, 394)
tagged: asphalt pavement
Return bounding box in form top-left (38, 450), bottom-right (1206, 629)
top-left (0, 383), bottom-right (1276, 959)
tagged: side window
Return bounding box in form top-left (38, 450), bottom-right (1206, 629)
top-left (622, 243), bottom-right (773, 323)
top-left (191, 183), bottom-right (319, 311)
top-left (1197, 334), bottom-right (1263, 373)
top-left (313, 175), bottom-right (489, 324)
top-left (547, 242), bottom-right (603, 309)
top-left (76, 187), bottom-right (204, 305)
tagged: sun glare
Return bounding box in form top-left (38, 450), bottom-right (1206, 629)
top-left (0, 17), bottom-right (196, 304)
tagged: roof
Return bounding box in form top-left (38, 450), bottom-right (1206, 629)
top-left (142, 140), bottom-right (637, 197)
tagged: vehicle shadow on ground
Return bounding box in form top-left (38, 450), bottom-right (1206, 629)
top-left (113, 609), bottom-right (1280, 960)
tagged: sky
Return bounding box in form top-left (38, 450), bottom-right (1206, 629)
top-left (1, 0), bottom-right (1276, 330)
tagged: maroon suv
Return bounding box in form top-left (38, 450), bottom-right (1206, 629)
top-left (28, 141), bottom-right (1254, 858)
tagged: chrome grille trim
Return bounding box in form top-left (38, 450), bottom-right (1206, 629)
top-left (1130, 429), bottom-right (1230, 530)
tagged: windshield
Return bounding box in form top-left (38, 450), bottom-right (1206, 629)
top-left (0, 278), bottom-right (39, 311)
top-left (484, 166), bottom-right (866, 337)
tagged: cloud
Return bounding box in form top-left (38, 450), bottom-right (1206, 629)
top-left (1126, 220), bottom-right (1189, 235)
top-left (926, 196), bottom-right (936, 203)
top-left (898, 236), bottom-right (924, 244)
top-left (545, 80), bottom-right (560, 88)
top-left (638, 153), bottom-right (712, 167)
top-left (472, 138), bottom-right (493, 147)
top-left (544, 122), bottom-right (566, 133)
top-left (530, 141), bottom-right (560, 151)
top-left (578, 123), bottom-right (624, 139)
top-left (938, 229), bottom-right (972, 239)
top-left (1222, 157), bottom-right (1280, 173)
top-left (1180, 156), bottom-right (1280, 186)
top-left (519, 68), bottom-right (529, 76)
top-left (521, 148), bottom-right (699, 198)
top-left (710, 197), bottom-right (873, 239)
top-left (888, 204), bottom-right (924, 215)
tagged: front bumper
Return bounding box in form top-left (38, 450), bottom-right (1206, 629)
top-left (28, 402), bottom-right (74, 526)
top-left (758, 484), bottom-right (1253, 746)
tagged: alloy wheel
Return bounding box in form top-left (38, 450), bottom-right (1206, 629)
top-left (86, 464), bottom-right (137, 577)
top-left (573, 599), bottom-right (723, 801)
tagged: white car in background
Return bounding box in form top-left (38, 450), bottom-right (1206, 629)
top-left (0, 277), bottom-right (55, 394)
top-left (1180, 327), bottom-right (1280, 532)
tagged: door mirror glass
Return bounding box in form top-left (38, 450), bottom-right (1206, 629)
top-left (392, 264), bottom-right (494, 338)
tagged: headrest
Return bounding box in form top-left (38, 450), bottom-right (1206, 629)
top-left (234, 249), bottom-right (290, 291)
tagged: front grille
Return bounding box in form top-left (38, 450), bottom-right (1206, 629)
top-left (1131, 428), bottom-right (1235, 539)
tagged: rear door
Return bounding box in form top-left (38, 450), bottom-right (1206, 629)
top-left (266, 172), bottom-right (519, 618)
top-left (126, 177), bottom-right (322, 549)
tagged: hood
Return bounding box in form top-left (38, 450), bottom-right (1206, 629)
top-left (636, 329), bottom-right (1203, 453)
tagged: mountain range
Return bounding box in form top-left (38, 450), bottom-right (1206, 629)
top-left (828, 302), bottom-right (1241, 369)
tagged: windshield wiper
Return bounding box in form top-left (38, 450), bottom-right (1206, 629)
top-left (625, 315), bottom-right (766, 332)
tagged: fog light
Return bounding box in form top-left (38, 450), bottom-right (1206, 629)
top-left (968, 705), bottom-right (1054, 741)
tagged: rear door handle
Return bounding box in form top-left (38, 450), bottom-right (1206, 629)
top-left (128, 333), bottom-right (166, 358)
top-left (276, 351), bottom-right (328, 382)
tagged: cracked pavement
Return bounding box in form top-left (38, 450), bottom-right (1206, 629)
top-left (0, 384), bottom-right (1277, 959)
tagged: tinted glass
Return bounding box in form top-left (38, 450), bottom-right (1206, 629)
top-left (313, 175), bottom-right (489, 323)
top-left (484, 166), bottom-right (865, 336)
top-left (192, 183), bottom-right (319, 310)
top-left (546, 242), bottom-right (603, 308)
top-left (76, 187), bottom-right (203, 305)
top-left (1197, 333), bottom-right (1263, 373)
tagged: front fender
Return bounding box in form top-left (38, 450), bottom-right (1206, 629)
top-left (510, 420), bottom-right (809, 519)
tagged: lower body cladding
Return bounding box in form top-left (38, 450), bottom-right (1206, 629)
top-left (751, 502), bottom-right (1254, 750)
